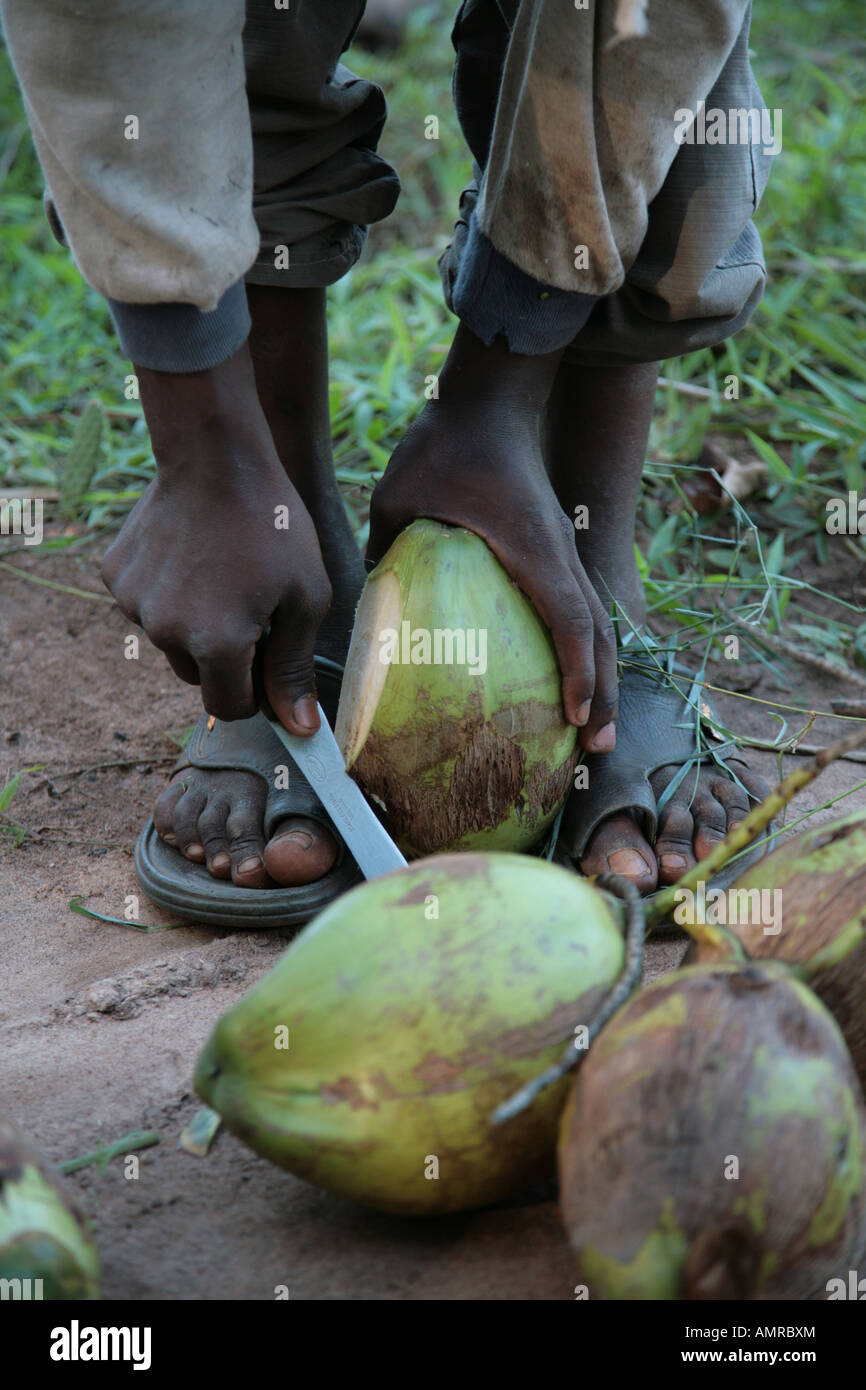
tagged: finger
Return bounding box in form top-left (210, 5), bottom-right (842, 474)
top-left (263, 594), bottom-right (329, 737)
top-left (493, 548), bottom-right (597, 725)
top-left (142, 620), bottom-right (200, 686)
top-left (196, 639), bottom-right (257, 722)
top-left (578, 585), bottom-right (619, 754)
top-left (161, 644), bottom-right (201, 687)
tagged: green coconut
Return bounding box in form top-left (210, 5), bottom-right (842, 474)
top-left (334, 519), bottom-right (577, 858)
top-left (683, 808), bottom-right (866, 1087)
top-left (196, 853), bottom-right (627, 1215)
top-left (558, 962), bottom-right (866, 1300)
top-left (0, 1116), bottom-right (100, 1299)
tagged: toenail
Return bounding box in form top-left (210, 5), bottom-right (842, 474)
top-left (238, 856), bottom-right (262, 874)
top-left (211, 852), bottom-right (230, 870)
top-left (608, 849), bottom-right (651, 877)
top-left (186, 843), bottom-right (205, 861)
top-left (589, 722), bottom-right (616, 752)
top-left (273, 828), bottom-right (315, 851)
top-left (660, 853), bottom-right (687, 871)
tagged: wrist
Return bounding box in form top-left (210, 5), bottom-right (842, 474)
top-left (138, 347), bottom-right (274, 475)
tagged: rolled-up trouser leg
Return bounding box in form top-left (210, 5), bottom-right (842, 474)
top-left (243, 0), bottom-right (400, 288)
top-left (0, 0), bottom-right (258, 311)
top-left (1, 0), bottom-right (400, 370)
top-left (440, 0), bottom-right (774, 361)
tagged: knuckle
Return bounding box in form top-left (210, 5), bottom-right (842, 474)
top-left (595, 619), bottom-right (617, 650)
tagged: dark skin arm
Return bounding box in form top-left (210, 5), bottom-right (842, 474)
top-left (100, 344), bottom-right (332, 736)
top-left (368, 324), bottom-right (619, 751)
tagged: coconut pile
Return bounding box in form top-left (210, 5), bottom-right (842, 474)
top-left (3, 524), bottom-right (865, 1301)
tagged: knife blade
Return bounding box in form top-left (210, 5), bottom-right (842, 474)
top-left (261, 699), bottom-right (407, 880)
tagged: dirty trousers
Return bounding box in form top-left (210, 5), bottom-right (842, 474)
top-left (0, 0), bottom-right (772, 368)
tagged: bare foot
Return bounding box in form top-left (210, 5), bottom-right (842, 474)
top-left (578, 759), bottom-right (769, 893)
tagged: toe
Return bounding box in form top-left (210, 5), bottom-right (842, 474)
top-left (154, 779), bottom-right (186, 845)
top-left (690, 789), bottom-right (728, 861)
top-left (712, 765), bottom-right (771, 856)
top-left (226, 799), bottom-right (271, 888)
top-left (263, 817), bottom-right (339, 886)
top-left (169, 785), bottom-right (208, 862)
top-left (579, 812), bottom-right (658, 893)
top-left (654, 802), bottom-right (696, 884)
top-left (196, 797), bottom-right (232, 879)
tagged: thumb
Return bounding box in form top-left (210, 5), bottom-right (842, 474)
top-left (262, 602), bottom-right (321, 736)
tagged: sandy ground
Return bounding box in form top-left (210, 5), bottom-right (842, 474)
top-left (1, 543), bottom-right (864, 1300)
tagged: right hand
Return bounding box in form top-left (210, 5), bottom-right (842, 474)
top-left (101, 352), bottom-right (332, 734)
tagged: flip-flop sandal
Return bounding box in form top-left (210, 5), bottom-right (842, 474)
top-left (555, 643), bottom-right (775, 932)
top-left (135, 655), bottom-right (363, 928)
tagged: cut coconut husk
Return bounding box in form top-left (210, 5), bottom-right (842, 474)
top-left (0, 1115), bottom-right (100, 1298)
top-left (558, 962), bottom-right (866, 1300)
top-left (196, 853), bottom-right (639, 1215)
top-left (334, 519), bottom-right (578, 857)
top-left (683, 807), bottom-right (866, 1087)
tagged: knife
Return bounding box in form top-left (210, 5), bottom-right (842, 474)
top-left (259, 695), bottom-right (407, 880)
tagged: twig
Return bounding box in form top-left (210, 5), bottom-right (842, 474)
top-left (657, 376), bottom-right (714, 400)
top-left (491, 874), bottom-right (645, 1125)
top-left (58, 1129), bottom-right (160, 1175)
top-left (0, 558), bottom-right (113, 603)
top-left (724, 609), bottom-right (866, 688)
top-left (53, 756), bottom-right (175, 780)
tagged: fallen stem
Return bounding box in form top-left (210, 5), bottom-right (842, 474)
top-left (0, 559), bottom-right (113, 603)
top-left (58, 1130), bottom-right (160, 1175)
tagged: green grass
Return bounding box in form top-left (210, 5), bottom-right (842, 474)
top-left (1, 0), bottom-right (864, 678)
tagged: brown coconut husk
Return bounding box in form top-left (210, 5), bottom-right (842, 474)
top-left (558, 962), bottom-right (866, 1300)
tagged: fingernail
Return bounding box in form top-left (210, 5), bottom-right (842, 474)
top-left (660, 853), bottom-right (687, 872)
top-left (211, 852), bottom-right (230, 871)
top-left (163, 832), bottom-right (178, 846)
top-left (729, 821), bottom-right (742, 832)
top-left (237, 856), bottom-right (262, 874)
top-left (185, 843), bottom-right (205, 861)
top-left (293, 697), bottom-right (318, 731)
top-left (576, 701), bottom-right (591, 726)
top-left (608, 850), bottom-right (650, 877)
top-left (273, 828), bottom-right (314, 851)
top-left (589, 722), bottom-right (616, 752)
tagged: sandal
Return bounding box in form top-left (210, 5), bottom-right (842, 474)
top-left (134, 655), bottom-right (363, 928)
top-left (555, 640), bottom-right (775, 927)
